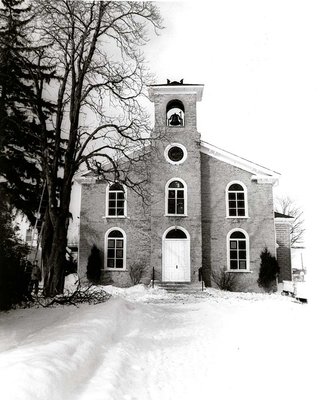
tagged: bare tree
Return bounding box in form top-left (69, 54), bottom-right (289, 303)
top-left (275, 196), bottom-right (305, 247)
top-left (29, 1), bottom-right (162, 296)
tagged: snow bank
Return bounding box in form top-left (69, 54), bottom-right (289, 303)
top-left (0, 297), bottom-right (144, 400)
top-left (64, 273), bottom-right (79, 293)
top-left (0, 285), bottom-right (318, 400)
top-left (102, 283), bottom-right (171, 302)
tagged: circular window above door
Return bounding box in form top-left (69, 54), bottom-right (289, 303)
top-left (164, 143), bottom-right (187, 165)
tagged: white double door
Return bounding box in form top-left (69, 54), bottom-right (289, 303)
top-left (163, 239), bottom-right (190, 282)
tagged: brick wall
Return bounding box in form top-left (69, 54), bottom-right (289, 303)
top-left (149, 91), bottom-right (202, 282)
top-left (151, 92), bottom-right (199, 133)
top-left (275, 221), bottom-right (292, 281)
top-left (78, 179), bottom-right (151, 287)
top-left (201, 153), bottom-right (277, 291)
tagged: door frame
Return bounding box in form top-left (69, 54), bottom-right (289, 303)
top-left (162, 226), bottom-right (191, 282)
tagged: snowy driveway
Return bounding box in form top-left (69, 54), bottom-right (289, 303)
top-left (0, 286), bottom-right (318, 400)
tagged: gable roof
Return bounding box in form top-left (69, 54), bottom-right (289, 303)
top-left (200, 140), bottom-right (280, 184)
top-left (75, 139), bottom-right (280, 185)
top-left (74, 141), bottom-right (150, 181)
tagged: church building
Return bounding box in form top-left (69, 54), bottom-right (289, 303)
top-left (77, 80), bottom-right (292, 291)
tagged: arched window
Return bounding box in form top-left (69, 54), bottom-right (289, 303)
top-left (165, 229), bottom-right (187, 239)
top-left (166, 179), bottom-right (187, 216)
top-left (166, 99), bottom-right (185, 126)
top-left (227, 229), bottom-right (249, 271)
top-left (106, 183), bottom-right (126, 217)
top-left (105, 228), bottom-right (126, 270)
top-left (226, 182), bottom-right (248, 217)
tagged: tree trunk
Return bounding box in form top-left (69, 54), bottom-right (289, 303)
top-left (41, 207), bottom-right (53, 294)
top-left (43, 214), bottom-right (69, 297)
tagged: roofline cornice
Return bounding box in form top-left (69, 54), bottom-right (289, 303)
top-left (148, 85), bottom-right (204, 102)
top-left (274, 217), bottom-right (294, 224)
top-left (75, 177), bottom-right (97, 184)
top-left (200, 140), bottom-right (280, 182)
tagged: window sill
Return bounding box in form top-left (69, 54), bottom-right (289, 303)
top-left (164, 214), bottom-right (187, 217)
top-left (226, 216), bottom-right (249, 219)
top-left (226, 270), bottom-right (253, 273)
top-left (102, 215), bottom-right (128, 219)
top-left (102, 268), bottom-right (128, 272)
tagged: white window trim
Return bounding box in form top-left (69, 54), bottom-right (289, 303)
top-left (226, 228), bottom-right (250, 272)
top-left (225, 180), bottom-right (249, 218)
top-left (164, 143), bottom-right (188, 165)
top-left (104, 183), bottom-right (127, 218)
top-left (162, 226), bottom-right (190, 240)
top-left (164, 177), bottom-right (188, 217)
top-left (104, 227), bottom-right (127, 271)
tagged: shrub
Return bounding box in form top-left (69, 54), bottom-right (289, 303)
top-left (129, 261), bottom-right (146, 285)
top-left (0, 256), bottom-right (31, 310)
top-left (258, 247), bottom-right (280, 292)
top-left (86, 245), bottom-right (101, 283)
top-left (211, 267), bottom-right (238, 291)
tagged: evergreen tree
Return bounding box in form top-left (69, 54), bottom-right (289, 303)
top-left (2, 1), bottom-right (162, 298)
top-left (257, 247), bottom-right (280, 292)
top-left (86, 245), bottom-right (102, 284)
top-left (0, 0), bottom-right (55, 223)
top-left (0, 186), bottom-right (30, 310)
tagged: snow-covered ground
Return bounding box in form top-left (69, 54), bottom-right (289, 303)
top-left (0, 283), bottom-right (319, 400)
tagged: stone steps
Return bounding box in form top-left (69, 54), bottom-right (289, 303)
top-left (153, 281), bottom-right (205, 294)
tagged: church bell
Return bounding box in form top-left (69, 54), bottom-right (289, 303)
top-left (169, 112), bottom-right (183, 126)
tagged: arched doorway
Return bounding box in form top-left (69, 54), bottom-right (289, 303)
top-left (162, 227), bottom-right (190, 282)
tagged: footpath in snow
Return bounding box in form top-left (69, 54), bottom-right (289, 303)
top-left (0, 283), bottom-right (319, 400)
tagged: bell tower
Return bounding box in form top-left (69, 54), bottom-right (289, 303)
top-left (148, 80), bottom-right (204, 283)
top-left (149, 79), bottom-right (203, 135)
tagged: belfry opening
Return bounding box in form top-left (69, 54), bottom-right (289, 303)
top-left (166, 99), bottom-right (185, 126)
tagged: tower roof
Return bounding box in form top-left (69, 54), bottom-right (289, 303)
top-left (148, 79), bottom-right (204, 101)
top-left (150, 79), bottom-right (204, 87)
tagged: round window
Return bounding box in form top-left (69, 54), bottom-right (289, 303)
top-left (168, 146), bottom-right (184, 162)
top-left (164, 143), bottom-right (187, 164)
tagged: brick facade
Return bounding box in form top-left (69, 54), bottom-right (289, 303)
top-left (148, 88), bottom-right (203, 283)
top-left (275, 220), bottom-right (293, 282)
top-left (79, 180), bottom-right (151, 287)
top-left (77, 81), bottom-right (291, 291)
top-left (201, 154), bottom-right (277, 291)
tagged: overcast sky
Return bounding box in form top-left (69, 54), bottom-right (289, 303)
top-left (143, 0), bottom-right (324, 275)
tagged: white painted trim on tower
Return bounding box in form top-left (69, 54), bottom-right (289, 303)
top-left (164, 143), bottom-right (188, 165)
top-left (164, 177), bottom-right (188, 217)
top-left (148, 85), bottom-right (204, 101)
